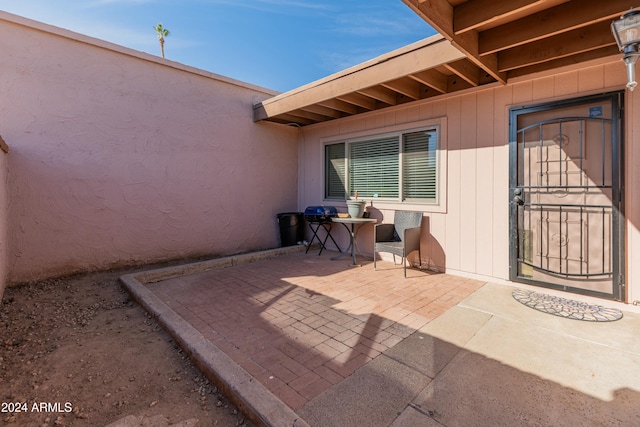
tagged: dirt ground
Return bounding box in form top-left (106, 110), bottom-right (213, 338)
top-left (0, 266), bottom-right (255, 427)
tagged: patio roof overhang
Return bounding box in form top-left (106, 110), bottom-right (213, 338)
top-left (254, 0), bottom-right (627, 127)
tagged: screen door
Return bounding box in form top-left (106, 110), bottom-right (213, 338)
top-left (509, 93), bottom-right (624, 300)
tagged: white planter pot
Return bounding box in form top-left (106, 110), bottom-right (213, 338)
top-left (346, 200), bottom-right (366, 218)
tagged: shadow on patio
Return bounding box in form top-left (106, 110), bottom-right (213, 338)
top-left (120, 248), bottom-right (640, 427)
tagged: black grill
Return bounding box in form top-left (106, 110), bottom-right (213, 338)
top-left (304, 206), bottom-right (338, 223)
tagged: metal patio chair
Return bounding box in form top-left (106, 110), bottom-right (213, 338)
top-left (373, 211), bottom-right (423, 277)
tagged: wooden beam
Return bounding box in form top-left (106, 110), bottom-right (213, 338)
top-left (336, 93), bottom-right (378, 110)
top-left (253, 103), bottom-right (269, 122)
top-left (255, 36), bottom-right (464, 121)
top-left (402, 0), bottom-right (507, 84)
top-left (453, 32), bottom-right (507, 84)
top-left (498, 21), bottom-right (616, 72)
top-left (454, 0), bottom-right (546, 34)
top-left (447, 75), bottom-right (474, 93)
top-left (380, 78), bottom-right (423, 100)
top-left (317, 98), bottom-right (360, 115)
top-left (408, 0), bottom-right (453, 35)
top-left (284, 109), bottom-right (332, 123)
top-left (409, 69), bottom-right (448, 93)
top-left (270, 113), bottom-right (314, 126)
top-left (301, 104), bottom-right (343, 119)
top-left (357, 86), bottom-right (398, 105)
top-left (444, 59), bottom-right (481, 86)
top-left (507, 45), bottom-right (620, 79)
top-left (479, 0), bottom-right (630, 55)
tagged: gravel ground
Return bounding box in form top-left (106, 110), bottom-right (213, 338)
top-left (0, 267), bottom-right (254, 427)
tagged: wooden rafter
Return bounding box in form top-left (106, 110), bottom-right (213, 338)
top-left (498, 21), bottom-right (616, 72)
top-left (454, 0), bottom-right (546, 34)
top-left (479, 0), bottom-right (629, 55)
top-left (357, 86), bottom-right (398, 105)
top-left (444, 59), bottom-right (481, 86)
top-left (337, 93), bottom-right (377, 111)
top-left (381, 78), bottom-right (423, 100)
top-left (254, 1), bottom-right (629, 126)
top-left (409, 69), bottom-right (449, 93)
top-left (254, 36), bottom-right (464, 121)
top-left (401, 0), bottom-right (507, 84)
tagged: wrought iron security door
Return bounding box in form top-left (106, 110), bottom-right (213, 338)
top-left (509, 93), bottom-right (624, 300)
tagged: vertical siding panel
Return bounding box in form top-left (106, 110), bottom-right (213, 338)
top-left (554, 72), bottom-right (579, 97)
top-left (604, 62), bottom-right (627, 88)
top-left (475, 89), bottom-right (495, 276)
top-left (512, 80), bottom-right (534, 105)
top-left (298, 128), bottom-right (308, 210)
top-left (396, 107), bottom-right (409, 125)
top-left (493, 85), bottom-right (513, 279)
top-left (445, 97), bottom-right (462, 271)
top-left (627, 89), bottom-right (640, 303)
top-left (425, 98), bottom-right (446, 272)
top-left (532, 76), bottom-right (555, 101)
top-left (433, 98), bottom-right (447, 118)
top-left (406, 104), bottom-right (421, 123)
top-left (427, 212), bottom-right (447, 271)
top-left (364, 115), bottom-right (379, 133)
top-left (300, 127), bottom-right (320, 210)
top-left (384, 110), bottom-right (397, 127)
top-left (459, 93), bottom-right (477, 272)
top-left (419, 102), bottom-right (434, 120)
top-left (578, 65), bottom-right (605, 92)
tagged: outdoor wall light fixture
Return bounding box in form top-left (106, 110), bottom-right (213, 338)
top-left (612, 8), bottom-right (640, 91)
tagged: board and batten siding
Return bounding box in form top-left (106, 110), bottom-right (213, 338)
top-left (299, 58), bottom-right (640, 304)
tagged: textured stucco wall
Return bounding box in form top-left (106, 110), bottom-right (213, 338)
top-left (0, 13), bottom-right (299, 284)
top-left (0, 142), bottom-right (8, 299)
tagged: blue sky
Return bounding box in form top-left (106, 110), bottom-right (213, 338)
top-left (0, 0), bottom-right (436, 92)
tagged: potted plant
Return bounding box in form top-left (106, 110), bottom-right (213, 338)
top-left (346, 190), bottom-right (366, 218)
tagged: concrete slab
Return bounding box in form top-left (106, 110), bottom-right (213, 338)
top-left (383, 332), bottom-right (461, 379)
top-left (297, 354), bottom-right (432, 427)
top-left (417, 304), bottom-right (492, 347)
top-left (408, 282), bottom-right (640, 427)
top-left (463, 315), bottom-right (640, 402)
top-left (411, 347), bottom-right (640, 427)
top-left (460, 282), bottom-right (640, 355)
top-left (389, 405), bottom-right (442, 427)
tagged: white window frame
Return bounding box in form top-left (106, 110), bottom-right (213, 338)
top-left (322, 117), bottom-right (448, 213)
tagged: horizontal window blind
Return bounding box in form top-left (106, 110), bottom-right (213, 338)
top-left (325, 143), bottom-right (346, 199)
top-left (349, 137), bottom-right (399, 198)
top-left (403, 130), bottom-right (437, 201)
top-left (324, 126), bottom-right (439, 203)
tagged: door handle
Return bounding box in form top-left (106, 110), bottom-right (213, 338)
top-left (512, 188), bottom-right (524, 205)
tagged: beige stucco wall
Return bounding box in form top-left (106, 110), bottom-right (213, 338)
top-left (0, 13), bottom-right (299, 284)
top-left (299, 58), bottom-right (640, 304)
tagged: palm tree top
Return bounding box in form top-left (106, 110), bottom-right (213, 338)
top-left (153, 23), bottom-right (169, 39)
top-left (153, 23), bottom-right (170, 58)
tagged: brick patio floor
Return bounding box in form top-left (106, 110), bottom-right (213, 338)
top-left (148, 251), bottom-right (484, 410)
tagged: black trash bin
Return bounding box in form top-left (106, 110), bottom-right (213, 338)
top-left (276, 212), bottom-right (304, 247)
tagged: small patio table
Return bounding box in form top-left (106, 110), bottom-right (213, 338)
top-left (306, 220), bottom-right (341, 255)
top-left (330, 217), bottom-right (377, 266)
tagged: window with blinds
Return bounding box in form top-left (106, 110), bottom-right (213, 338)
top-left (325, 143), bottom-right (346, 199)
top-left (349, 137), bottom-right (399, 198)
top-left (403, 130), bottom-right (437, 201)
top-left (324, 127), bottom-right (439, 203)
